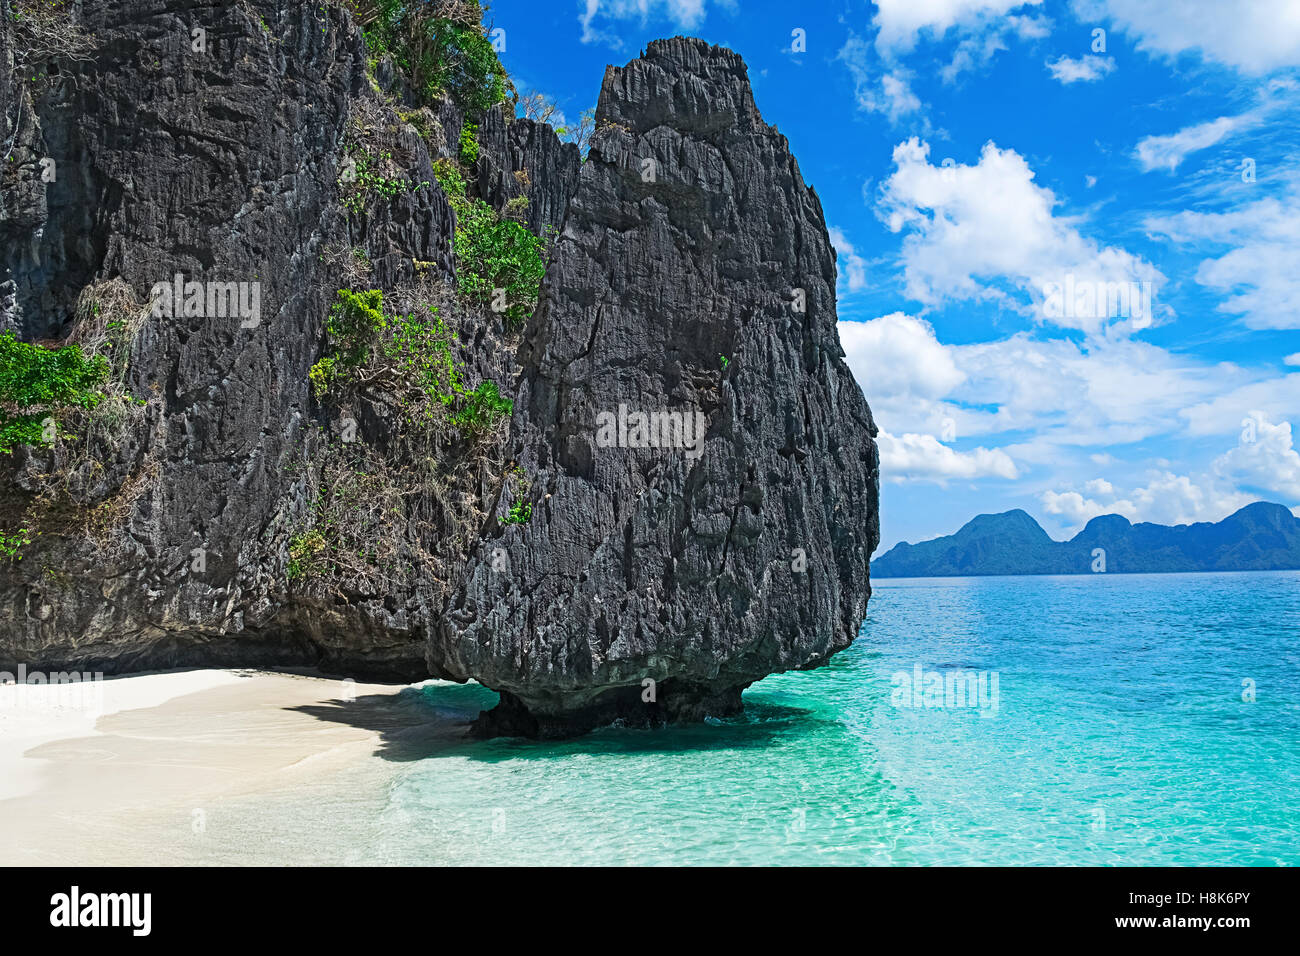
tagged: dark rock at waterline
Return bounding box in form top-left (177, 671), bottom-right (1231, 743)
top-left (436, 38), bottom-right (879, 734)
top-left (0, 3), bottom-right (878, 737)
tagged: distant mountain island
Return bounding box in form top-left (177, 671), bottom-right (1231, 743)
top-left (872, 502), bottom-right (1300, 577)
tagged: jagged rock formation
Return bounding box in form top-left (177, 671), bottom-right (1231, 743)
top-left (439, 39), bottom-right (878, 736)
top-left (0, 2), bottom-right (878, 736)
top-left (1, 0), bottom-right (457, 679)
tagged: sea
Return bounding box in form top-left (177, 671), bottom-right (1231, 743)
top-left (211, 570), bottom-right (1300, 865)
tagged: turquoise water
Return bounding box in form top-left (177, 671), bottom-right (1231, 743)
top-left (374, 571), bottom-right (1300, 865)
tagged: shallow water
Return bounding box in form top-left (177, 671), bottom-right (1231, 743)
top-left (352, 570), bottom-right (1298, 865)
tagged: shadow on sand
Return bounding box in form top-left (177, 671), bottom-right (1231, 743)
top-left (286, 681), bottom-right (823, 764)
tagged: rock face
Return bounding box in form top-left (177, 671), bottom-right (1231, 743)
top-left (1, 0), bottom-right (452, 679)
top-left (436, 38), bottom-right (878, 736)
top-left (0, 3), bottom-right (878, 737)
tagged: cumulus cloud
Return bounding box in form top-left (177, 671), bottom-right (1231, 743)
top-left (878, 430), bottom-right (1019, 482)
top-left (878, 71), bottom-right (923, 120)
top-left (1072, 0), bottom-right (1300, 73)
top-left (835, 316), bottom-right (1300, 528)
top-left (1180, 375), bottom-right (1300, 436)
top-left (872, 0), bottom-right (1044, 55)
top-left (839, 313), bottom-right (978, 442)
top-left (1041, 415), bottom-right (1300, 530)
top-left (1046, 54), bottom-right (1116, 83)
top-left (1041, 474), bottom-right (1256, 528)
top-left (953, 334), bottom-right (1237, 446)
top-left (579, 0), bottom-right (713, 46)
top-left (940, 28), bottom-right (1013, 83)
top-left (1213, 413), bottom-right (1300, 499)
top-left (840, 6), bottom-right (1049, 122)
top-left (1145, 186), bottom-right (1300, 329)
top-left (839, 313), bottom-right (964, 400)
top-left (1040, 489), bottom-right (1116, 524)
top-left (842, 1), bottom-right (1047, 102)
top-left (876, 138), bottom-right (1165, 335)
top-left (838, 314), bottom-right (1300, 489)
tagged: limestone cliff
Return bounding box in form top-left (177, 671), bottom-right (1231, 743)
top-left (0, 1), bottom-right (878, 736)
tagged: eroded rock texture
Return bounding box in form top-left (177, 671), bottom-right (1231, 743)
top-left (438, 38), bottom-right (879, 736)
top-left (0, 0), bottom-right (465, 678)
top-left (0, 2), bottom-right (877, 736)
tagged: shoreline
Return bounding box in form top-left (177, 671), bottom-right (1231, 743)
top-left (0, 668), bottom-right (454, 866)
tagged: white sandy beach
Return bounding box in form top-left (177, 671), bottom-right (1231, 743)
top-left (0, 669), bottom-right (450, 866)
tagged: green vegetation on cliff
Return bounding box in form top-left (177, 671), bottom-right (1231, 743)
top-left (298, 3), bottom-right (537, 591)
top-left (432, 159), bottom-right (546, 329)
top-left (0, 332), bottom-right (109, 454)
top-left (0, 280), bottom-right (153, 562)
top-left (310, 289), bottom-right (512, 438)
top-left (346, 0), bottom-right (507, 116)
top-left (339, 2), bottom-right (546, 330)
top-left (338, 145), bottom-right (430, 216)
top-left (503, 498), bottom-right (532, 524)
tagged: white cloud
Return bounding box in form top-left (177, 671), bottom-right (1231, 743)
top-left (873, 0), bottom-right (1044, 55)
top-left (839, 313), bottom-right (964, 400)
top-left (1073, 0), bottom-right (1300, 73)
top-left (1041, 416), bottom-right (1300, 531)
top-left (878, 430), bottom-right (1019, 482)
top-left (828, 226), bottom-right (869, 293)
top-left (839, 314), bottom-right (1299, 471)
top-left (954, 334), bottom-right (1236, 445)
top-left (841, 7), bottom-right (1049, 120)
top-left (1286, 354), bottom-right (1300, 366)
top-left (837, 35), bottom-right (925, 124)
top-left (1180, 375), bottom-right (1300, 435)
top-left (1042, 473), bottom-right (1257, 528)
top-left (1131, 473), bottom-right (1256, 524)
top-left (579, 0), bottom-right (713, 46)
top-left (940, 29), bottom-right (1009, 83)
top-left (836, 315), bottom-right (1300, 518)
top-left (1133, 112), bottom-right (1261, 172)
top-left (1127, 474), bottom-right (1257, 525)
top-left (1007, 13), bottom-right (1051, 41)
top-left (863, 1), bottom-right (1049, 85)
top-left (1213, 413), bottom-right (1300, 499)
top-left (1046, 54), bottom-right (1115, 83)
top-left (840, 314), bottom-right (979, 442)
top-left (879, 71), bottom-right (923, 119)
top-left (1133, 82), bottom-right (1297, 173)
top-left (1041, 489), bottom-right (1115, 524)
top-left (1146, 186), bottom-right (1300, 329)
top-left (877, 138), bottom-right (1165, 335)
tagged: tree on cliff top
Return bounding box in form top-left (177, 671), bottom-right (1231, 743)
top-left (518, 92), bottom-right (596, 153)
top-left (344, 0), bottom-right (508, 116)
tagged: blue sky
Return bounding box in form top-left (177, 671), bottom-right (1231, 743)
top-left (486, 0), bottom-right (1300, 552)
